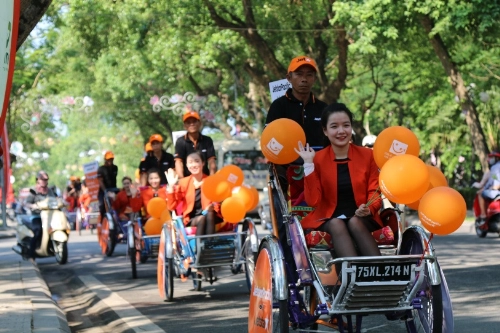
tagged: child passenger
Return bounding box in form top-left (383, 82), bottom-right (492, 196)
top-left (295, 103), bottom-right (383, 258)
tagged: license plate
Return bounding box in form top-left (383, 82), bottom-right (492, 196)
top-left (355, 263), bottom-right (412, 282)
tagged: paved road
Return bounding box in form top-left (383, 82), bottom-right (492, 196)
top-left (33, 221), bottom-right (500, 333)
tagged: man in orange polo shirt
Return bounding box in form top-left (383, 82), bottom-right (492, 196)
top-left (174, 111), bottom-right (216, 178)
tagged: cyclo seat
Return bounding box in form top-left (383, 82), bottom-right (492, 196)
top-left (285, 164), bottom-right (396, 250)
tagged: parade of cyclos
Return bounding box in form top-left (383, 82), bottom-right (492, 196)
top-left (12, 171), bottom-right (70, 265)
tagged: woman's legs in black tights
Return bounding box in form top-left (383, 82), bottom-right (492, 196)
top-left (319, 218), bottom-right (357, 258)
top-left (189, 211), bottom-right (217, 236)
top-left (190, 215), bottom-right (207, 236)
top-left (346, 216), bottom-right (381, 256)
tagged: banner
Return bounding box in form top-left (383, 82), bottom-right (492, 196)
top-left (0, 0), bottom-right (20, 133)
top-left (83, 161), bottom-right (100, 210)
top-left (269, 78), bottom-right (291, 103)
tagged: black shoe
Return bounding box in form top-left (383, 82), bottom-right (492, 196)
top-left (476, 217), bottom-right (487, 227)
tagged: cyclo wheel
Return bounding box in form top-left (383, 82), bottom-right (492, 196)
top-left (100, 217), bottom-right (110, 255)
top-left (129, 246), bottom-right (137, 279)
top-left (192, 272), bottom-right (203, 291)
top-left (400, 230), bottom-right (443, 333)
top-left (157, 227), bottom-right (174, 301)
top-left (249, 239), bottom-right (289, 333)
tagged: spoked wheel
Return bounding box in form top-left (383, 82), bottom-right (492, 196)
top-left (129, 246), bottom-right (137, 279)
top-left (243, 237), bottom-right (258, 291)
top-left (249, 240), bottom-right (289, 333)
top-left (401, 230), bottom-right (444, 333)
top-left (157, 228), bottom-right (174, 301)
top-left (192, 272), bottom-right (203, 291)
top-left (100, 217), bottom-right (116, 257)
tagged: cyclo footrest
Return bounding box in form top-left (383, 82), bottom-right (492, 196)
top-left (326, 255), bottom-right (426, 314)
top-left (197, 238), bottom-right (236, 266)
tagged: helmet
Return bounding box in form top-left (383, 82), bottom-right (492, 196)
top-left (488, 151), bottom-right (500, 158)
top-left (362, 135), bottom-right (377, 148)
top-left (104, 151), bottom-right (114, 160)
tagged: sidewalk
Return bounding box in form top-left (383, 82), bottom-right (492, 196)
top-left (0, 218), bottom-right (70, 333)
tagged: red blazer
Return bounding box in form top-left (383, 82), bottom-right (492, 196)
top-left (301, 144), bottom-right (382, 230)
top-left (167, 175), bottom-right (219, 226)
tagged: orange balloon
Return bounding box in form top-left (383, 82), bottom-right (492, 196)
top-left (373, 126), bottom-right (420, 169)
top-left (232, 185), bottom-right (254, 212)
top-left (144, 217), bottom-right (163, 235)
top-left (221, 197), bottom-right (246, 223)
top-left (147, 197), bottom-right (167, 219)
top-left (217, 164), bottom-right (245, 187)
top-left (407, 165), bottom-right (448, 210)
top-left (418, 186), bottom-right (466, 235)
top-left (160, 208), bottom-right (172, 223)
top-left (248, 186), bottom-right (260, 211)
top-left (202, 175), bottom-right (232, 202)
top-left (260, 118), bottom-right (306, 164)
top-left (379, 155), bottom-right (429, 204)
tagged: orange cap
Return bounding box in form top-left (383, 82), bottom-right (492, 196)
top-left (104, 151), bottom-right (114, 160)
top-left (288, 56), bottom-right (318, 73)
top-left (69, 176), bottom-right (77, 181)
top-left (149, 134), bottom-right (163, 143)
top-left (144, 142), bottom-right (152, 152)
top-left (182, 111), bottom-right (201, 122)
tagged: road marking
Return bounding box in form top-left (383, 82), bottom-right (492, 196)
top-left (79, 275), bottom-right (166, 333)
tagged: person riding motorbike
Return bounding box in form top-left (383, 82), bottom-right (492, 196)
top-left (24, 170), bottom-right (57, 258)
top-left (477, 151), bottom-right (500, 225)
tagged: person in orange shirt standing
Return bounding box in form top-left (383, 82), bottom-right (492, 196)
top-left (166, 151), bottom-right (222, 236)
top-left (295, 103), bottom-right (382, 258)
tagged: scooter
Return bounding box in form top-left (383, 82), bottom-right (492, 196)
top-left (12, 190), bottom-right (71, 264)
top-left (473, 193), bottom-right (500, 238)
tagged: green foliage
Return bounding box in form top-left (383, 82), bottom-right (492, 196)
top-left (7, 0), bottom-right (500, 194)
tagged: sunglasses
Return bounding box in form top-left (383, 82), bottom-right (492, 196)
top-left (40, 178), bottom-right (49, 181)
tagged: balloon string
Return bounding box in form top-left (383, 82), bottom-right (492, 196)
top-left (421, 233), bottom-right (434, 261)
top-left (366, 187), bottom-right (382, 207)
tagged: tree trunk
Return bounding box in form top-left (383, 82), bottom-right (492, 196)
top-left (17, 0), bottom-right (53, 50)
top-left (420, 15), bottom-right (490, 172)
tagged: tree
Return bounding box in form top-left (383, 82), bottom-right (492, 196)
top-left (333, 0), bottom-right (500, 172)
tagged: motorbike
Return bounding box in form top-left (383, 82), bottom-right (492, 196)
top-left (473, 192), bottom-right (500, 238)
top-left (12, 190), bottom-right (71, 264)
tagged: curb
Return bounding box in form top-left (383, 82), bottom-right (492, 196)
top-left (21, 259), bottom-right (71, 333)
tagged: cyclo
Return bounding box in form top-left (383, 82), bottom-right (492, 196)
top-left (96, 189), bottom-right (161, 278)
top-left (248, 163), bottom-right (453, 333)
top-left (157, 212), bottom-right (260, 302)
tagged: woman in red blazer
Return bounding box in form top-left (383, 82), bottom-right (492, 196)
top-left (296, 103), bottom-right (382, 258)
top-left (166, 151), bottom-right (221, 236)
